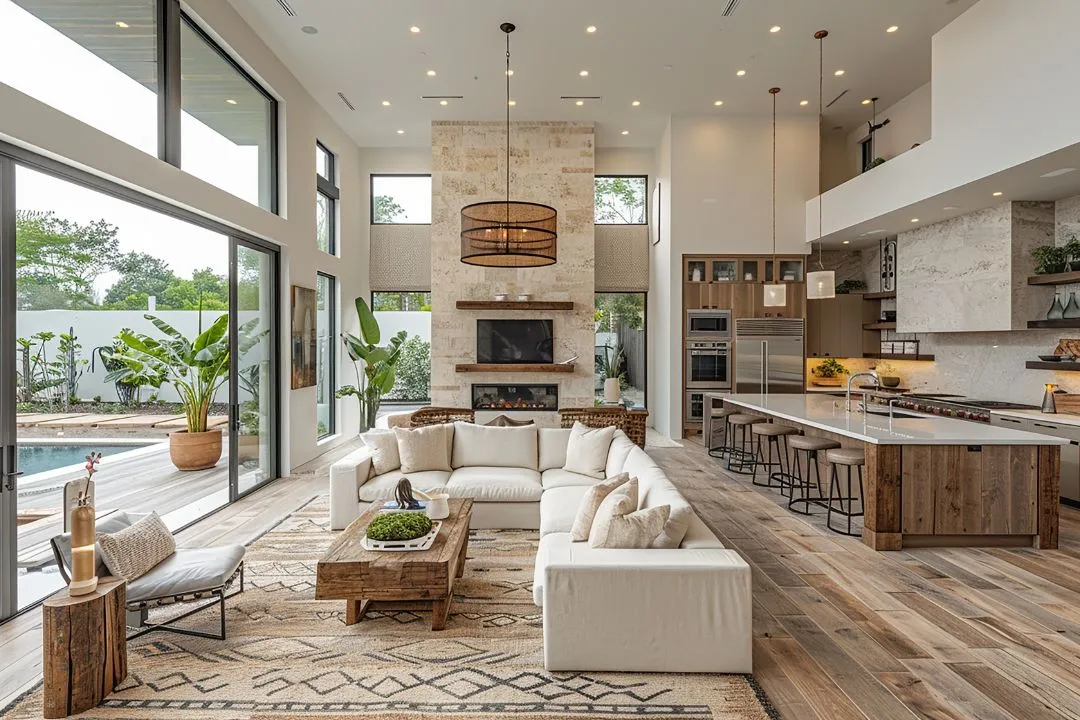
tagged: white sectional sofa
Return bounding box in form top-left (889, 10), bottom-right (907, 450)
top-left (328, 422), bottom-right (752, 674)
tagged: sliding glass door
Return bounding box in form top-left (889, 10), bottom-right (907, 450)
top-left (0, 150), bottom-right (279, 620)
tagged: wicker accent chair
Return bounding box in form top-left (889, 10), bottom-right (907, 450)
top-left (559, 407), bottom-right (649, 449)
top-left (410, 407), bottom-right (476, 427)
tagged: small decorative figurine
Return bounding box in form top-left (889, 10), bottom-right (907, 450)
top-left (394, 478), bottom-right (420, 509)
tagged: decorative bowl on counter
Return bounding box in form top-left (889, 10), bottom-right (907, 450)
top-left (1039, 354), bottom-right (1066, 362)
top-left (879, 376), bottom-right (901, 388)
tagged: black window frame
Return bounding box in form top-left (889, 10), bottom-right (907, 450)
top-left (317, 271), bottom-right (337, 439)
top-left (593, 291), bottom-right (648, 408)
top-left (371, 291), bottom-right (432, 312)
top-left (860, 138), bottom-right (874, 173)
top-left (370, 174), bottom-right (432, 225)
top-left (594, 175), bottom-right (649, 226)
top-left (316, 141), bottom-right (339, 255)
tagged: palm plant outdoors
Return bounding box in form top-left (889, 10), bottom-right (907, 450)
top-left (337, 296), bottom-right (407, 432)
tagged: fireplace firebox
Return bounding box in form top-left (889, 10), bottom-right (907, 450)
top-left (472, 384), bottom-right (558, 411)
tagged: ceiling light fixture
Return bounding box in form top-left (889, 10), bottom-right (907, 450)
top-left (1042, 168), bottom-right (1077, 178)
top-left (579, 70), bottom-right (589, 77)
top-left (842, 240), bottom-right (851, 244)
top-left (944, 206), bottom-right (959, 210)
top-left (862, 98), bottom-right (872, 105)
top-left (770, 25), bottom-right (782, 33)
top-left (586, 25), bottom-right (597, 33)
top-left (736, 69), bottom-right (747, 76)
top-left (225, 98), bottom-right (238, 105)
top-left (764, 87), bottom-right (787, 308)
top-left (410, 26), bottom-right (421, 33)
top-left (621, 130), bottom-right (630, 135)
top-left (834, 69), bottom-right (845, 76)
top-left (576, 100), bottom-right (584, 106)
top-left (807, 29), bottom-right (836, 300)
top-left (441, 100), bottom-right (449, 106)
top-left (632, 100), bottom-right (641, 107)
top-left (460, 22), bottom-right (557, 268)
top-left (396, 129), bottom-right (405, 134)
top-left (381, 100), bottom-right (391, 106)
top-left (506, 69), bottom-right (514, 76)
top-left (115, 21), bottom-right (129, 28)
top-left (508, 100), bottom-right (516, 106)
top-left (714, 100), bottom-right (724, 106)
top-left (300, 25), bottom-right (318, 34)
top-left (911, 218), bottom-right (919, 223)
top-left (886, 25), bottom-right (899, 33)
top-left (426, 70), bottom-right (436, 76)
top-left (992, 191), bottom-right (1003, 196)
top-left (800, 100), bottom-right (809, 106)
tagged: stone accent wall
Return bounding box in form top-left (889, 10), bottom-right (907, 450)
top-left (430, 121), bottom-right (595, 423)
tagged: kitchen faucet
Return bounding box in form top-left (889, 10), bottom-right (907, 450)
top-left (846, 372), bottom-right (880, 413)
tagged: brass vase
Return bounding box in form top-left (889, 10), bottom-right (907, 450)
top-left (68, 504), bottom-right (98, 596)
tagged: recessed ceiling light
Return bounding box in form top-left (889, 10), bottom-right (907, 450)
top-left (575, 100), bottom-right (584, 106)
top-left (579, 70), bottom-right (589, 77)
top-left (410, 26), bottom-right (421, 33)
top-left (713, 100), bottom-right (724, 106)
top-left (621, 130), bottom-right (630, 135)
top-left (770, 25), bottom-right (782, 33)
top-left (115, 21), bottom-right (129, 28)
top-left (944, 205), bottom-right (959, 210)
top-left (631, 100), bottom-right (641, 107)
top-left (800, 100), bottom-right (809, 106)
top-left (508, 100), bottom-right (516, 106)
top-left (862, 99), bottom-right (872, 105)
top-left (586, 25), bottom-right (597, 33)
top-left (842, 240), bottom-right (851, 244)
top-left (505, 69), bottom-right (514, 76)
top-left (396, 129), bottom-right (405, 135)
top-left (1042, 167), bottom-right (1077, 178)
top-left (381, 100), bottom-right (391, 107)
top-left (911, 218), bottom-right (920, 223)
top-left (225, 98), bottom-right (237, 105)
top-left (886, 25), bottom-right (899, 33)
top-left (992, 191), bottom-right (1003, 196)
top-left (300, 25), bottom-right (318, 34)
top-left (440, 100), bottom-right (448, 106)
top-left (426, 69), bottom-right (436, 76)
top-left (834, 69), bottom-right (845, 76)
top-left (736, 69), bottom-right (747, 77)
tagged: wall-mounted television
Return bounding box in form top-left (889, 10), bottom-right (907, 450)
top-left (477, 319), bottom-right (554, 364)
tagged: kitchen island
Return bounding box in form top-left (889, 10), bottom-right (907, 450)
top-left (723, 393), bottom-right (1065, 551)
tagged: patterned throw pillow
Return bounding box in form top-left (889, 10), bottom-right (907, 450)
top-left (570, 473), bottom-right (631, 541)
top-left (588, 478), bottom-right (671, 549)
top-left (97, 512), bottom-right (176, 582)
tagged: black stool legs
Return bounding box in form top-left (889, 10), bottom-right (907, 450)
top-left (826, 463), bottom-right (865, 536)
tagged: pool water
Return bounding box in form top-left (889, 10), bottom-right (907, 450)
top-left (17, 443), bottom-right (153, 477)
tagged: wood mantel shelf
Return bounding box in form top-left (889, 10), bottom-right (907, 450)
top-left (455, 363), bottom-right (575, 373)
top-left (456, 300), bottom-right (575, 311)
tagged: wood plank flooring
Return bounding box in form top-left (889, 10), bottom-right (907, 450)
top-left (3, 437), bottom-right (1080, 720)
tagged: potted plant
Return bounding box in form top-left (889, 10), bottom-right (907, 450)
top-left (1033, 244), bottom-right (1069, 274)
top-left (598, 344), bottom-right (625, 403)
top-left (106, 314), bottom-right (231, 471)
top-left (337, 297), bottom-right (408, 432)
top-left (811, 357), bottom-right (848, 387)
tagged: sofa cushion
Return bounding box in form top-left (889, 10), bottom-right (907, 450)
top-left (97, 512), bottom-right (176, 582)
top-left (540, 486), bottom-right (590, 537)
top-left (538, 428), bottom-right (572, 471)
top-left (394, 424), bottom-right (453, 473)
top-left (571, 473), bottom-right (631, 542)
top-left (445, 466), bottom-right (543, 502)
top-left (361, 429), bottom-right (400, 476)
top-left (126, 545), bottom-right (245, 604)
top-left (590, 504), bottom-right (670, 549)
top-left (357, 470), bottom-right (451, 502)
top-left (533, 531), bottom-right (572, 606)
top-left (627, 446), bottom-right (695, 549)
top-left (541, 468), bottom-right (597, 489)
top-left (605, 431), bottom-right (637, 478)
top-left (452, 421), bottom-right (538, 470)
top-left (563, 422), bottom-right (616, 479)
top-left (680, 511), bottom-right (726, 549)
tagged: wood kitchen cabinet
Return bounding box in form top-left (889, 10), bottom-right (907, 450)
top-left (806, 294), bottom-right (875, 358)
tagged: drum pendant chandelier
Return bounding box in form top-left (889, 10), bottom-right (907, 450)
top-left (460, 23), bottom-right (557, 267)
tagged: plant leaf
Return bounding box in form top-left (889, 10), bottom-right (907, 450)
top-left (355, 296), bottom-right (381, 345)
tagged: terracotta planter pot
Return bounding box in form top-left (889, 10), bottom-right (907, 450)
top-left (169, 429), bottom-right (223, 471)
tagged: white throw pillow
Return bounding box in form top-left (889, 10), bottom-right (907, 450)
top-left (563, 422), bottom-right (616, 479)
top-left (570, 473), bottom-right (631, 542)
top-left (588, 478), bottom-right (671, 549)
top-left (97, 512), bottom-right (176, 582)
top-left (393, 424), bottom-right (453, 473)
top-left (361, 430), bottom-right (401, 476)
top-left (452, 421), bottom-right (539, 469)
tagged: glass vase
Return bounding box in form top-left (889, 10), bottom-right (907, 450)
top-left (1064, 293), bottom-right (1080, 319)
top-left (1047, 294), bottom-right (1066, 320)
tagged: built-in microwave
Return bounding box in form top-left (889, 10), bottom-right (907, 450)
top-left (686, 309), bottom-right (732, 340)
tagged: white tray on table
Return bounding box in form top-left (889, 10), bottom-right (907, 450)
top-left (360, 520), bottom-right (442, 552)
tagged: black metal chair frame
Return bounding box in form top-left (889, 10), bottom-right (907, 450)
top-left (751, 430), bottom-right (795, 492)
top-left (786, 447), bottom-right (831, 515)
top-left (826, 461), bottom-right (866, 537)
top-left (724, 421), bottom-right (759, 475)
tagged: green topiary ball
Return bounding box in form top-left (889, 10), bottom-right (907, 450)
top-left (366, 512), bottom-right (433, 542)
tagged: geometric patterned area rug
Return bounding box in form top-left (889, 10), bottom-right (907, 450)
top-left (3, 497), bottom-right (776, 719)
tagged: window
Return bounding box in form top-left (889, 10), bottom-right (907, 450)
top-left (0, 0), bottom-right (159, 156)
top-left (180, 16), bottom-right (277, 210)
top-left (371, 292), bottom-right (431, 403)
top-left (595, 293), bottom-right (646, 408)
top-left (595, 176), bottom-right (648, 224)
top-left (316, 273), bottom-right (336, 437)
top-left (861, 138), bottom-right (874, 173)
top-left (316, 142), bottom-right (338, 254)
top-left (371, 175), bottom-right (431, 224)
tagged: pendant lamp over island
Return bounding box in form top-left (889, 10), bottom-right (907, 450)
top-left (806, 29), bottom-right (836, 300)
top-left (763, 87), bottom-right (787, 308)
top-left (460, 23), bottom-right (558, 267)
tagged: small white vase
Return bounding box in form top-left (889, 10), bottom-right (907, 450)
top-left (603, 378), bottom-right (621, 403)
top-left (425, 493), bottom-right (450, 520)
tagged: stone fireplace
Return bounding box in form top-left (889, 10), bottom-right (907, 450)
top-left (471, 384), bottom-right (559, 411)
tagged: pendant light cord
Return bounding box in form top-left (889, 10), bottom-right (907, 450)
top-left (816, 30), bottom-right (828, 271)
top-left (505, 29), bottom-right (511, 251)
top-left (771, 88), bottom-right (778, 268)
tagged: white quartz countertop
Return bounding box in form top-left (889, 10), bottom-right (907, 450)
top-left (990, 409), bottom-right (1080, 428)
top-left (724, 394), bottom-right (1069, 446)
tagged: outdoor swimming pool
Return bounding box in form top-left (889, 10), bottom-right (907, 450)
top-left (18, 443), bottom-right (156, 477)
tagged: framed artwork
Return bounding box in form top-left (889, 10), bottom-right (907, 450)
top-left (652, 180), bottom-right (662, 245)
top-left (290, 285), bottom-right (317, 389)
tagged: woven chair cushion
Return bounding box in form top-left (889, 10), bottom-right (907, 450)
top-left (97, 511), bottom-right (176, 582)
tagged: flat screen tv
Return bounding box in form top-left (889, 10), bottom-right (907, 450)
top-left (477, 319), bottom-right (554, 364)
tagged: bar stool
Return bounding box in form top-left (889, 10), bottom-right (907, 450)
top-left (750, 423), bottom-right (800, 490)
top-left (825, 447), bottom-right (866, 536)
top-left (707, 406), bottom-right (739, 458)
top-left (785, 436), bottom-right (841, 514)
top-left (725, 414), bottom-right (764, 474)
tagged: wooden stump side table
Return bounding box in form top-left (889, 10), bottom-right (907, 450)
top-left (42, 577), bottom-right (127, 719)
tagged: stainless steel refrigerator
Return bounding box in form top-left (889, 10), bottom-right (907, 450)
top-left (734, 318), bottom-right (805, 394)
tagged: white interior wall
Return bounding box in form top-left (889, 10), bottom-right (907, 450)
top-left (845, 83), bottom-right (931, 177)
top-left (650, 120), bottom-right (674, 438)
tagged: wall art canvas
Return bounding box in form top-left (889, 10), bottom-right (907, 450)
top-left (291, 285), bottom-right (317, 389)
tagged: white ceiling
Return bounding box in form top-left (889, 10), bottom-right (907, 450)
top-left (226, 0), bottom-right (978, 149)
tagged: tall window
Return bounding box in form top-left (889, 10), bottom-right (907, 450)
top-left (316, 142), bottom-right (338, 254)
top-left (595, 176), bottom-right (648, 224)
top-left (372, 292), bottom-right (431, 403)
top-left (371, 175), bottom-right (431, 224)
top-left (316, 273), bottom-right (336, 437)
top-left (595, 293), bottom-right (647, 408)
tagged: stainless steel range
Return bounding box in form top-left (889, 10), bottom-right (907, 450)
top-left (891, 394), bottom-right (1041, 423)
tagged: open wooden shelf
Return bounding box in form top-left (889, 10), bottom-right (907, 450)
top-left (455, 363), bottom-right (575, 373)
top-left (456, 300), bottom-right (575, 311)
top-left (1026, 361), bottom-right (1080, 371)
top-left (1028, 319), bottom-right (1080, 329)
top-left (863, 291), bottom-right (897, 300)
top-left (863, 353), bottom-right (936, 361)
top-left (1027, 271), bottom-right (1080, 286)
top-left (863, 322), bottom-right (897, 331)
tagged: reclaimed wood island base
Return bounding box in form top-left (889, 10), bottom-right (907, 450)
top-left (723, 394), bottom-right (1062, 551)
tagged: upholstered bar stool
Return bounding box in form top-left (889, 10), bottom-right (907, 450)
top-left (825, 447), bottom-right (866, 536)
top-left (785, 436), bottom-right (841, 514)
top-left (707, 406), bottom-right (739, 459)
top-left (750, 423), bottom-right (800, 490)
top-left (725, 414), bottom-right (765, 474)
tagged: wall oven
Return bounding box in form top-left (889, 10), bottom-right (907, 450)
top-left (686, 310), bottom-right (732, 340)
top-left (685, 341), bottom-right (731, 389)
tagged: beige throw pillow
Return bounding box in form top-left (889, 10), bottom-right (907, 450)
top-left (588, 478), bottom-right (671, 549)
top-left (563, 422), bottom-right (616, 479)
top-left (361, 430), bottom-right (401, 476)
top-left (570, 473), bottom-right (631, 541)
top-left (394, 424), bottom-right (453, 473)
top-left (97, 512), bottom-right (176, 582)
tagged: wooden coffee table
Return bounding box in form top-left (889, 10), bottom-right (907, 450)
top-left (316, 498), bottom-right (473, 630)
